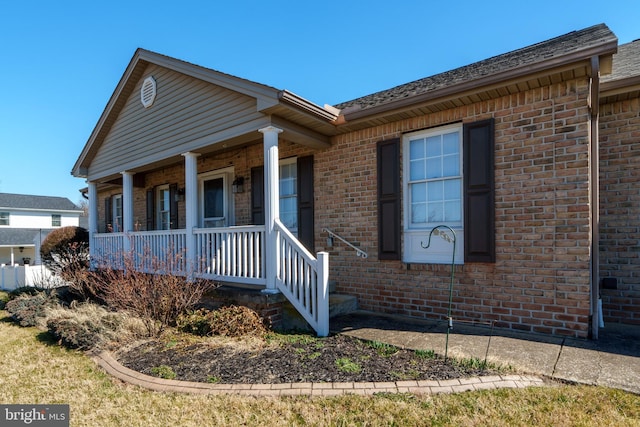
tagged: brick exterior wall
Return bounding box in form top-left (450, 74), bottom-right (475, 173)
top-left (599, 97), bottom-right (640, 325)
top-left (315, 79), bottom-right (593, 338)
top-left (95, 78), bottom-right (596, 338)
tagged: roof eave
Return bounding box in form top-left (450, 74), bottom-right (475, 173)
top-left (341, 40), bottom-right (618, 122)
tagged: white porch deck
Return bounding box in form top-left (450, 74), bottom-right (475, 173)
top-left (92, 221), bottom-right (329, 336)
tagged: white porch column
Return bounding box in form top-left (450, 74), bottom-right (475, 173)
top-left (121, 171), bottom-right (134, 252)
top-left (182, 152), bottom-right (200, 272)
top-left (260, 126), bottom-right (283, 293)
top-left (87, 181), bottom-right (98, 265)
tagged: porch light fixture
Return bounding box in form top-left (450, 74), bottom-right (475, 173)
top-left (19, 247), bottom-right (24, 253)
top-left (232, 177), bottom-right (244, 193)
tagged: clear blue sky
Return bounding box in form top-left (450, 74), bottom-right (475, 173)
top-left (1, 1), bottom-right (638, 206)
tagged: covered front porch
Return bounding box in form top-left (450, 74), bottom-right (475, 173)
top-left (86, 127), bottom-right (330, 336)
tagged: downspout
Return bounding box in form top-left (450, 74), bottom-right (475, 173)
top-left (589, 56), bottom-right (601, 339)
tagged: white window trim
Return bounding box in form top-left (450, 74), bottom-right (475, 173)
top-left (156, 185), bottom-right (171, 230)
top-left (112, 194), bottom-right (123, 232)
top-left (0, 212), bottom-right (9, 226)
top-left (198, 166), bottom-right (234, 227)
top-left (51, 214), bottom-right (62, 227)
top-left (402, 124), bottom-right (464, 265)
top-left (279, 157), bottom-right (298, 235)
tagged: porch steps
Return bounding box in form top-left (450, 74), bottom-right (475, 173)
top-left (281, 293), bottom-right (358, 333)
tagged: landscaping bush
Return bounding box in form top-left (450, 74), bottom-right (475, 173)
top-left (46, 304), bottom-right (133, 350)
top-left (178, 305), bottom-right (267, 337)
top-left (92, 254), bottom-right (217, 337)
top-left (5, 292), bottom-right (60, 327)
top-left (40, 226), bottom-right (90, 281)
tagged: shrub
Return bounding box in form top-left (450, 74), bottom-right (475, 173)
top-left (177, 305), bottom-right (267, 337)
top-left (46, 304), bottom-right (131, 350)
top-left (176, 308), bottom-right (212, 336)
top-left (92, 254), bottom-right (217, 336)
top-left (40, 226), bottom-right (90, 281)
top-left (5, 292), bottom-right (60, 327)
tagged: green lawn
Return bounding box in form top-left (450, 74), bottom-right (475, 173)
top-left (1, 304), bottom-right (639, 426)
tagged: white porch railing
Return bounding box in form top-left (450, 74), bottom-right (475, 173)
top-left (194, 226), bottom-right (265, 285)
top-left (92, 223), bottom-right (328, 336)
top-left (274, 219), bottom-right (329, 337)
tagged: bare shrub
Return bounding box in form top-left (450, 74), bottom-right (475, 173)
top-left (46, 304), bottom-right (146, 350)
top-left (92, 253), bottom-right (217, 336)
top-left (177, 305), bottom-right (267, 338)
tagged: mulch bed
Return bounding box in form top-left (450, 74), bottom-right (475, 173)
top-left (116, 333), bottom-right (496, 384)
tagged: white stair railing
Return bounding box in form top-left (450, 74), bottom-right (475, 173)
top-left (274, 219), bottom-right (329, 336)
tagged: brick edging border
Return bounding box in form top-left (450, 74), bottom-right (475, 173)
top-left (92, 351), bottom-right (546, 396)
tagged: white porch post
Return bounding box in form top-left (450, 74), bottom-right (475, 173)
top-left (260, 126), bottom-right (283, 293)
top-left (121, 171), bottom-right (134, 252)
top-left (183, 152), bottom-right (200, 272)
top-left (88, 181), bottom-right (98, 265)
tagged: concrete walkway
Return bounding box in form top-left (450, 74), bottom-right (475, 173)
top-left (91, 311), bottom-right (640, 396)
top-left (332, 311), bottom-right (640, 395)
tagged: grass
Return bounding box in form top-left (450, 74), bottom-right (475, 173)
top-left (1, 301), bottom-right (640, 426)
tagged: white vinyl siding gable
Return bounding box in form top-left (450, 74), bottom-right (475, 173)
top-left (89, 65), bottom-right (263, 180)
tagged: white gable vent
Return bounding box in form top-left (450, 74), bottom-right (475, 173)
top-left (140, 76), bottom-right (157, 108)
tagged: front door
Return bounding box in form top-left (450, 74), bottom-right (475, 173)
top-left (200, 169), bottom-right (233, 227)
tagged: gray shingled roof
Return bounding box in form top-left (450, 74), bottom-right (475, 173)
top-left (0, 229), bottom-right (52, 246)
top-left (335, 23), bottom-right (616, 113)
top-left (602, 39), bottom-right (640, 83)
top-left (0, 193), bottom-right (80, 211)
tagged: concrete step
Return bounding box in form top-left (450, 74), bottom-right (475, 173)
top-left (281, 293), bottom-right (357, 333)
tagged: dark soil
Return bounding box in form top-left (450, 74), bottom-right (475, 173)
top-left (116, 333), bottom-right (498, 384)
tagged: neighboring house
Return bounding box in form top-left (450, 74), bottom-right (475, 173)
top-left (0, 193), bottom-right (83, 266)
top-left (72, 23), bottom-right (639, 338)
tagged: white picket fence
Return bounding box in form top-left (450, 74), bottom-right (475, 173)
top-left (0, 264), bottom-right (61, 291)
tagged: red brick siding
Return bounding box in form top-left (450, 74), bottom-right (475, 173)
top-left (316, 80), bottom-right (592, 337)
top-left (599, 97), bottom-right (640, 325)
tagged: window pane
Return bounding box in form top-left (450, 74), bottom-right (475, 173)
top-left (444, 201), bottom-right (461, 221)
top-left (426, 158), bottom-right (441, 178)
top-left (410, 159), bottom-right (425, 181)
top-left (411, 182), bottom-right (426, 203)
top-left (410, 139), bottom-right (424, 159)
top-left (427, 181), bottom-right (443, 202)
top-left (426, 202), bottom-right (443, 222)
top-left (443, 179), bottom-right (461, 199)
top-left (411, 203), bottom-right (426, 223)
top-left (425, 136), bottom-right (441, 157)
top-left (442, 132), bottom-right (459, 155)
top-left (442, 154), bottom-right (460, 176)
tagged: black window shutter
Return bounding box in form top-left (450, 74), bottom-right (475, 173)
top-left (463, 119), bottom-right (495, 263)
top-left (146, 189), bottom-right (155, 231)
top-left (297, 155), bottom-right (315, 252)
top-left (169, 184), bottom-right (179, 229)
top-left (105, 197), bottom-right (113, 232)
top-left (251, 166), bottom-right (265, 225)
top-left (377, 138), bottom-right (401, 260)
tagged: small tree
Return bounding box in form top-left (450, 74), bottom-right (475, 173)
top-left (40, 226), bottom-right (90, 278)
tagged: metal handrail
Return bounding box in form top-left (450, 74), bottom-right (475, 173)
top-left (322, 228), bottom-right (368, 258)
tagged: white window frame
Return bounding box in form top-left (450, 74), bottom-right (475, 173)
top-left (402, 124), bottom-right (464, 264)
top-left (156, 185), bottom-right (171, 230)
top-left (51, 214), bottom-right (61, 227)
top-left (112, 194), bottom-right (123, 232)
top-left (0, 212), bottom-right (9, 226)
top-left (198, 166), bottom-right (234, 228)
top-left (279, 157), bottom-right (298, 235)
